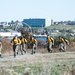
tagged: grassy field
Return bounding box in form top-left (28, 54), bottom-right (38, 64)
top-left (1, 61), bottom-right (74, 75)
top-left (30, 24), bottom-right (75, 32)
top-left (0, 52), bottom-right (75, 75)
top-left (46, 24), bottom-right (75, 30)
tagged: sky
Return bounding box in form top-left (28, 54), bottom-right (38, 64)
top-left (0, 0), bottom-right (75, 22)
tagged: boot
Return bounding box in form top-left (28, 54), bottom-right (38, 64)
top-left (0, 54), bottom-right (2, 58)
top-left (34, 51), bottom-right (35, 54)
top-left (14, 53), bottom-right (16, 58)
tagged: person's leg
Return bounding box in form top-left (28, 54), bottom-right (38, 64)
top-left (15, 45), bottom-right (19, 55)
top-left (49, 42), bottom-right (52, 53)
top-left (63, 43), bottom-right (66, 52)
top-left (47, 43), bottom-right (50, 52)
top-left (13, 45), bottom-right (19, 57)
top-left (0, 46), bottom-right (2, 58)
top-left (13, 45), bottom-right (16, 57)
top-left (22, 44), bottom-right (27, 53)
top-left (31, 44), bottom-right (34, 54)
top-left (20, 44), bottom-right (23, 55)
top-left (33, 44), bottom-right (36, 54)
top-left (59, 44), bottom-right (61, 52)
top-left (60, 43), bottom-right (65, 52)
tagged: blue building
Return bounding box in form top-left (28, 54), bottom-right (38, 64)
top-left (23, 18), bottom-right (45, 27)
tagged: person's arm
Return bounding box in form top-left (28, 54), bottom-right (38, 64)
top-left (65, 39), bottom-right (69, 45)
top-left (18, 39), bottom-right (21, 45)
top-left (51, 37), bottom-right (54, 45)
top-left (25, 39), bottom-right (27, 44)
top-left (11, 39), bottom-right (13, 45)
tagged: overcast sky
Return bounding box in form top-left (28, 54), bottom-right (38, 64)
top-left (0, 0), bottom-right (75, 22)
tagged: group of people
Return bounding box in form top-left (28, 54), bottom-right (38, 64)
top-left (46, 35), bottom-right (69, 53)
top-left (11, 35), bottom-right (37, 57)
top-left (0, 34), bottom-right (69, 58)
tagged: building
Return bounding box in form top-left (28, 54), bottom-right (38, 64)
top-left (23, 18), bottom-right (51, 27)
top-left (0, 31), bottom-right (21, 37)
top-left (0, 22), bottom-right (10, 27)
top-left (45, 19), bottom-right (51, 27)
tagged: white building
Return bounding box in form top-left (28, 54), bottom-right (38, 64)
top-left (0, 32), bottom-right (21, 37)
top-left (45, 19), bottom-right (51, 27)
